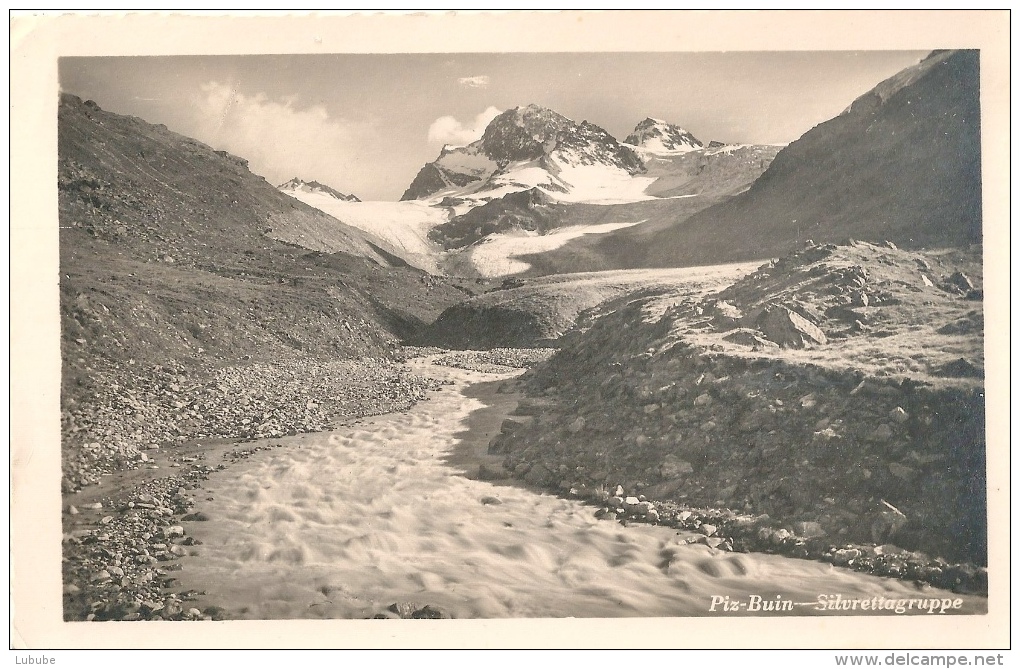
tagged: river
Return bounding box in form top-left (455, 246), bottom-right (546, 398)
top-left (175, 359), bottom-right (986, 619)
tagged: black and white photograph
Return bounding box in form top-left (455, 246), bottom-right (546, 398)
top-left (9, 9), bottom-right (1010, 652)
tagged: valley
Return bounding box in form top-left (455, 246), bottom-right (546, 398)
top-left (54, 49), bottom-right (988, 623)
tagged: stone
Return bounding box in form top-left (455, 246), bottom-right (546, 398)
top-left (567, 416), bottom-right (585, 433)
top-left (833, 548), bottom-right (862, 565)
top-left (770, 528), bottom-right (792, 544)
top-left (700, 524), bottom-right (717, 537)
top-left (793, 521), bottom-right (826, 538)
top-left (813, 427), bottom-right (838, 441)
top-left (889, 407), bottom-right (909, 423)
top-left (723, 329), bottom-right (780, 351)
top-left (67, 505), bottom-right (79, 515)
top-left (477, 463), bottom-right (508, 481)
top-left (865, 424), bottom-right (894, 443)
top-left (888, 462), bottom-right (917, 481)
top-left (660, 456), bottom-right (694, 478)
top-left (165, 525), bottom-right (185, 538)
top-left (636, 501), bottom-right (655, 515)
top-left (523, 464), bottom-right (550, 485)
top-left (480, 496), bottom-right (503, 506)
top-left (936, 358), bottom-right (983, 378)
top-left (712, 301), bottom-right (743, 329)
top-left (410, 604), bottom-right (450, 619)
top-left (945, 271), bottom-right (974, 293)
top-left (387, 601), bottom-right (421, 618)
top-left (694, 393), bottom-right (713, 407)
top-left (921, 274), bottom-right (934, 287)
top-left (757, 305), bottom-right (827, 348)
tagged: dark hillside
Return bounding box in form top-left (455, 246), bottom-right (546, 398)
top-left (639, 50), bottom-right (981, 267)
top-left (58, 94), bottom-right (485, 490)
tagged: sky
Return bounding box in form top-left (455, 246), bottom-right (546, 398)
top-left (59, 51), bottom-right (929, 201)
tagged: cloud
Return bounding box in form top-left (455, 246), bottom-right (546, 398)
top-left (427, 106), bottom-right (502, 145)
top-left (189, 81), bottom-right (370, 191)
top-left (457, 75), bottom-right (490, 88)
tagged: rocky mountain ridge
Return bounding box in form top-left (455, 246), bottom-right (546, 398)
top-left (279, 177), bottom-right (361, 202)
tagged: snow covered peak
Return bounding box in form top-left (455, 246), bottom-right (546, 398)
top-left (477, 105), bottom-right (643, 172)
top-left (624, 118), bottom-right (703, 154)
top-left (279, 177), bottom-right (360, 202)
top-left (402, 104), bottom-right (646, 205)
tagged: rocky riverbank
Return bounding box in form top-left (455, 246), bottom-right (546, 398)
top-left (61, 351), bottom-right (445, 621)
top-left (489, 243), bottom-right (987, 583)
top-left (561, 484), bottom-right (987, 596)
top-left (62, 354), bottom-right (440, 493)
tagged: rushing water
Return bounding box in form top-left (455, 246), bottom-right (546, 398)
top-left (176, 359), bottom-right (986, 619)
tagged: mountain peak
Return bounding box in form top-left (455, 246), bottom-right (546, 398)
top-left (279, 177), bottom-right (360, 202)
top-left (402, 104), bottom-right (645, 203)
top-left (625, 118), bottom-right (703, 154)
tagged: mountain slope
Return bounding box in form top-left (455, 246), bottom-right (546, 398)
top-left (58, 94), bottom-right (488, 487)
top-left (636, 50), bottom-right (982, 267)
top-left (59, 95), bottom-right (399, 267)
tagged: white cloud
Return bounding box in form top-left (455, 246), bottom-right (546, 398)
top-left (427, 106), bottom-right (502, 145)
top-left (457, 75), bottom-right (490, 88)
top-left (189, 81), bottom-right (370, 191)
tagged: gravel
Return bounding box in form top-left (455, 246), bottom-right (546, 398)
top-left (62, 355), bottom-right (440, 492)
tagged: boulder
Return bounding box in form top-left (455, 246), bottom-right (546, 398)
top-left (944, 271), bottom-right (975, 293)
top-left (793, 521), bottom-right (826, 538)
top-left (723, 328), bottom-right (780, 351)
top-left (756, 305), bottom-right (827, 348)
top-left (477, 462), bottom-right (509, 480)
top-left (660, 456), bottom-right (694, 479)
top-left (711, 300), bottom-right (743, 329)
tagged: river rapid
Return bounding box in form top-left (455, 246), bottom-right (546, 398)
top-left (175, 359), bottom-right (986, 619)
